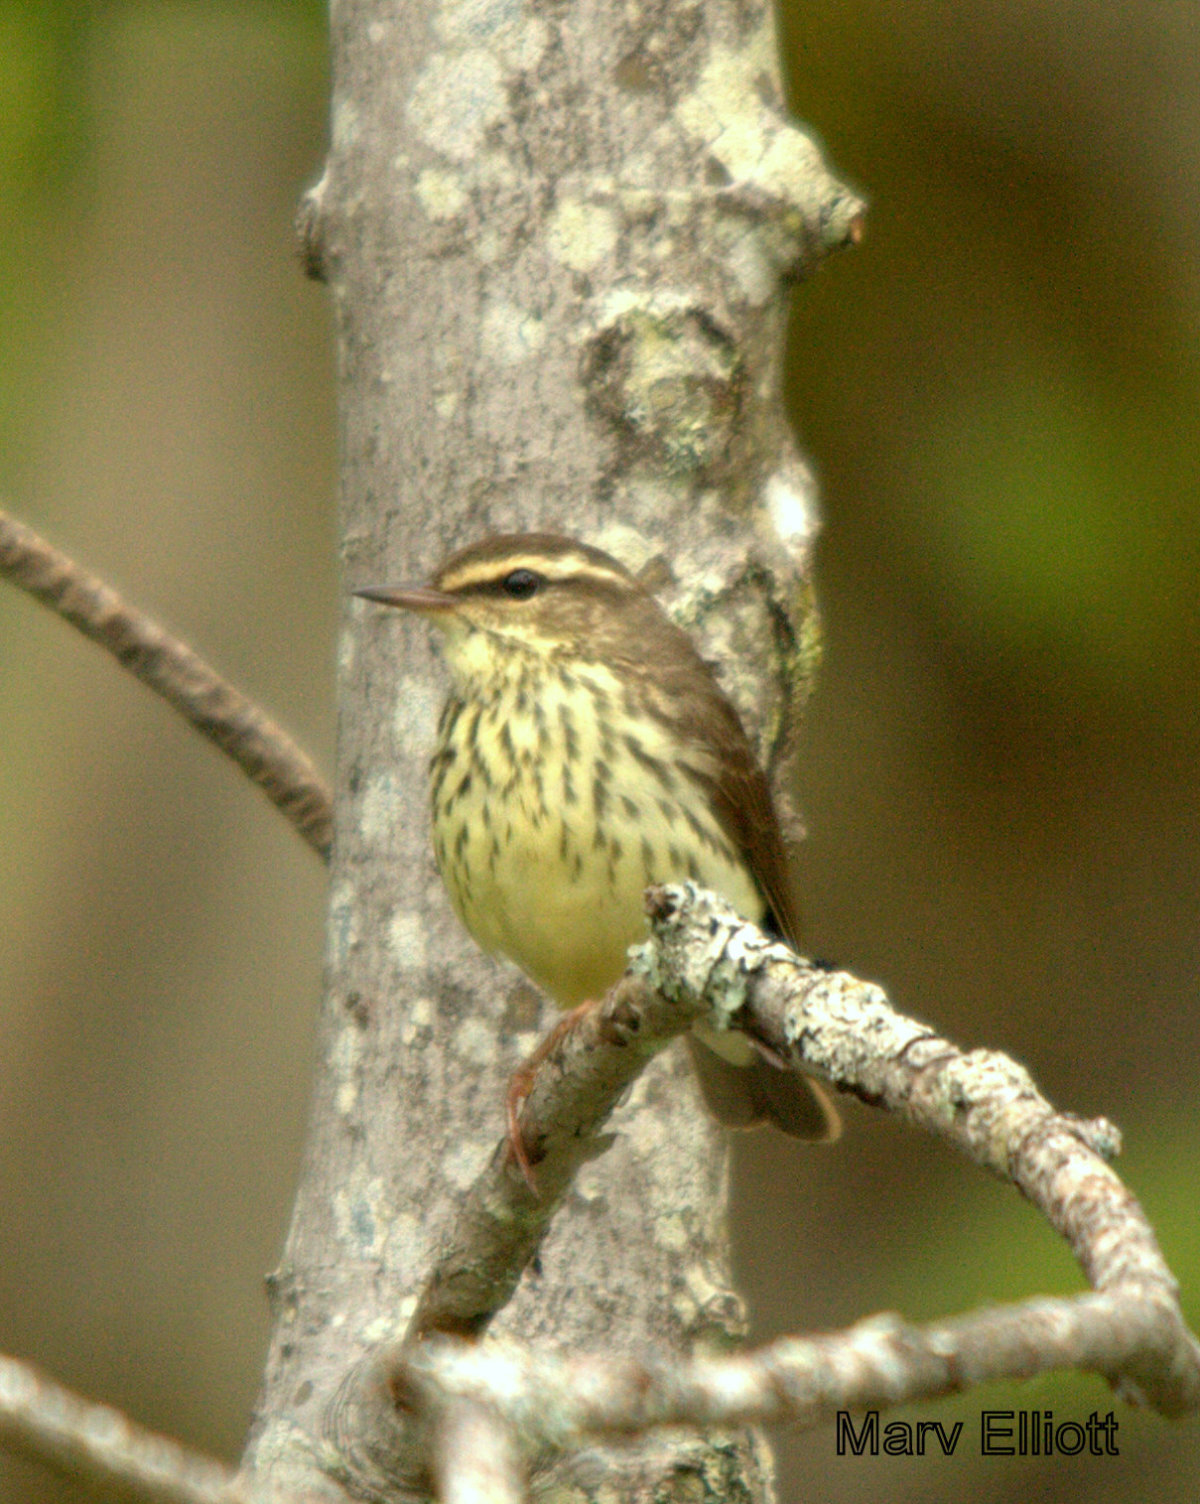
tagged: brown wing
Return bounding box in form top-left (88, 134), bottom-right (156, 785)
top-left (697, 728), bottom-right (804, 947)
top-left (625, 607), bottom-right (839, 1142)
top-left (645, 635), bottom-right (803, 943)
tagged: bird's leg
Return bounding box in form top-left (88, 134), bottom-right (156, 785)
top-left (505, 998), bottom-right (598, 1192)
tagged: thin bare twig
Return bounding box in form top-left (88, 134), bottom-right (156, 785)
top-left (402, 1288), bottom-right (1195, 1448)
top-left (0, 525), bottom-right (335, 1500)
top-left (0, 1351), bottom-right (248, 1504)
top-left (0, 507), bottom-right (333, 861)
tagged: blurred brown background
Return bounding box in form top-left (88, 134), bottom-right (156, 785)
top-left (0, 3), bottom-right (1196, 1501)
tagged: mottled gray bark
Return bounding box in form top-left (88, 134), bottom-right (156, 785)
top-left (243, 0), bottom-right (860, 1497)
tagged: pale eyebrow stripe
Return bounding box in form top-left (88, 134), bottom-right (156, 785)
top-left (438, 555), bottom-right (632, 592)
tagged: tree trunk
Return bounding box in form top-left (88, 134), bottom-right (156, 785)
top-left (242, 0), bottom-right (860, 1496)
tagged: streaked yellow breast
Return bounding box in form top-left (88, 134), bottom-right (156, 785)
top-left (429, 639), bottom-right (764, 1007)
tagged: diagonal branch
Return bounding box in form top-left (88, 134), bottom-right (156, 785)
top-left (405, 972), bottom-right (704, 1343)
top-left (0, 507), bottom-right (333, 861)
top-left (0, 1351), bottom-right (249, 1504)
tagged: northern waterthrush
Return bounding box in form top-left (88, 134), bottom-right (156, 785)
top-left (357, 533), bottom-right (838, 1165)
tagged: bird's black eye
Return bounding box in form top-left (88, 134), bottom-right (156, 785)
top-left (502, 568), bottom-right (541, 600)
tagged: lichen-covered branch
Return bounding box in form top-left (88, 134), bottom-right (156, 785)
top-left (0, 506), bottom-right (333, 861)
top-left (401, 883), bottom-right (1198, 1398)
top-left (636, 883), bottom-right (1200, 1418)
top-left (370, 881), bottom-right (1197, 1484)
top-left (0, 1351), bottom-right (248, 1504)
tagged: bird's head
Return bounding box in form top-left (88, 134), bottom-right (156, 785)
top-left (356, 533), bottom-right (665, 682)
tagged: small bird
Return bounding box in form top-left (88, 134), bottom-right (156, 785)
top-left (357, 533), bottom-right (838, 1174)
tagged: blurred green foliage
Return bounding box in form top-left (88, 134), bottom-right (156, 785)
top-left (0, 2), bottom-right (91, 194)
top-left (780, 0), bottom-right (1200, 729)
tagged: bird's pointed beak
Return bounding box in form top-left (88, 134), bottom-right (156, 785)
top-left (354, 583), bottom-right (457, 614)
